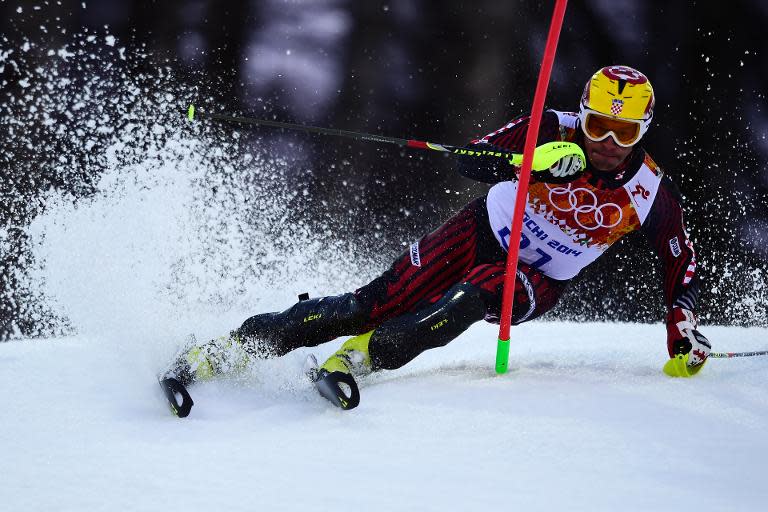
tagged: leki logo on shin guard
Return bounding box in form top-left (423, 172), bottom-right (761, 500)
top-left (430, 319), bottom-right (448, 331)
top-left (304, 314), bottom-right (322, 323)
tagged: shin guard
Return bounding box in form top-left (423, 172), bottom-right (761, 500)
top-left (369, 282), bottom-right (488, 370)
top-left (236, 293), bottom-right (368, 357)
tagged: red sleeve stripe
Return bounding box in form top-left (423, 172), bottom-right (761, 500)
top-left (683, 238), bottom-right (697, 285)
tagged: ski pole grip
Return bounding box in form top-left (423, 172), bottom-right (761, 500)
top-left (495, 338), bottom-right (510, 374)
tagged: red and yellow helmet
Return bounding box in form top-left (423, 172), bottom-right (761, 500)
top-left (578, 65), bottom-right (655, 147)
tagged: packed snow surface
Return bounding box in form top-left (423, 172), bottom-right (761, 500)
top-left (2, 322), bottom-right (767, 511)
top-left (4, 32), bottom-right (767, 511)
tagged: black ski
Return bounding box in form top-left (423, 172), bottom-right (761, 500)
top-left (159, 352), bottom-right (360, 417)
top-left (159, 377), bottom-right (194, 418)
top-left (304, 354), bottom-right (360, 410)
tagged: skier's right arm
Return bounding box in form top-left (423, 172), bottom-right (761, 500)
top-left (455, 111), bottom-right (561, 183)
top-left (641, 175), bottom-right (711, 376)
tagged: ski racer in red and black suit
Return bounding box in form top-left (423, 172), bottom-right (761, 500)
top-left (162, 65), bottom-right (711, 410)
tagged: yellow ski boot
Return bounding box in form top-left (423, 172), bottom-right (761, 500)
top-left (159, 333), bottom-right (249, 418)
top-left (307, 331), bottom-right (373, 410)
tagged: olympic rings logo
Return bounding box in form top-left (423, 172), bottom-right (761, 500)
top-left (546, 184), bottom-right (623, 231)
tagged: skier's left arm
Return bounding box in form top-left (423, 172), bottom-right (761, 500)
top-left (641, 176), bottom-right (711, 376)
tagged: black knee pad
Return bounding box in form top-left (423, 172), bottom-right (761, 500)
top-left (369, 282), bottom-right (488, 370)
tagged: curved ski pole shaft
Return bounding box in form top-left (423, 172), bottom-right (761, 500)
top-left (186, 105), bottom-right (583, 172)
top-left (709, 350), bottom-right (768, 358)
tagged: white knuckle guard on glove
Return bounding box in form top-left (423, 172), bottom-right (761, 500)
top-left (666, 307), bottom-right (711, 367)
top-left (549, 154), bottom-right (584, 178)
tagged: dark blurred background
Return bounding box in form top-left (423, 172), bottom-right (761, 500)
top-left (1, 0), bottom-right (767, 339)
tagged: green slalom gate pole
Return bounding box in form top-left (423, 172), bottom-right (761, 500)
top-left (495, 0), bottom-right (569, 374)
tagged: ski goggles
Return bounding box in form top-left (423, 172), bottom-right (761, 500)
top-left (579, 109), bottom-right (647, 147)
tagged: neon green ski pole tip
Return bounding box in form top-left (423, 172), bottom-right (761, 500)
top-left (187, 104), bottom-right (196, 121)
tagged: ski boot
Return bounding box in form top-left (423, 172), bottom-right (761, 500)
top-left (306, 331), bottom-right (373, 410)
top-left (159, 333), bottom-right (250, 417)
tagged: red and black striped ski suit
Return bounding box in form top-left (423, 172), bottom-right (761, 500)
top-left (354, 196), bottom-right (569, 333)
top-left (236, 196), bottom-right (570, 370)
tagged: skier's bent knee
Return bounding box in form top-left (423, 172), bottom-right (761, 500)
top-left (369, 282), bottom-right (490, 370)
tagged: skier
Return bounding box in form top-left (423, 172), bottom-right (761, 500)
top-left (161, 65), bottom-right (710, 412)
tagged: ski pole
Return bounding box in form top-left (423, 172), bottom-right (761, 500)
top-left (667, 348), bottom-right (768, 377)
top-left (185, 104), bottom-right (584, 172)
top-left (709, 350), bottom-right (768, 358)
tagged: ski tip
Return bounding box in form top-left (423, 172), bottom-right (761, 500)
top-left (314, 370), bottom-right (360, 410)
top-left (159, 377), bottom-right (194, 418)
top-left (187, 104), bottom-right (196, 121)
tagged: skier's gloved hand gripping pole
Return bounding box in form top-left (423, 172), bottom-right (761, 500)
top-left (186, 104), bottom-right (585, 174)
top-left (664, 350), bottom-right (768, 377)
